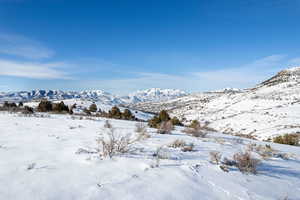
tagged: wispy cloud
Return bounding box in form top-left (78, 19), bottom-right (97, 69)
top-left (0, 59), bottom-right (71, 79)
top-left (0, 33), bottom-right (54, 59)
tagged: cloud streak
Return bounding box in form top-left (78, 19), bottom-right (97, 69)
top-left (0, 33), bottom-right (54, 59)
top-left (0, 59), bottom-right (71, 79)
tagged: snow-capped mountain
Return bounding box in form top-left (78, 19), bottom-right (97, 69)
top-left (129, 67), bottom-right (300, 140)
top-left (120, 88), bottom-right (187, 104)
top-left (0, 88), bottom-right (186, 105)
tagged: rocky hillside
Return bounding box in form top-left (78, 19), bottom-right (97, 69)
top-left (129, 67), bottom-right (300, 140)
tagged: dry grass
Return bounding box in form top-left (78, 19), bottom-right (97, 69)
top-left (157, 121), bottom-right (173, 134)
top-left (134, 122), bottom-right (150, 140)
top-left (233, 151), bottom-right (261, 174)
top-left (135, 122), bottom-right (147, 133)
top-left (184, 127), bottom-right (208, 138)
top-left (209, 151), bottom-right (222, 165)
top-left (168, 139), bottom-right (186, 148)
top-left (246, 143), bottom-right (279, 160)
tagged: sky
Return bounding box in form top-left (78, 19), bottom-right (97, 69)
top-left (0, 0), bottom-right (300, 94)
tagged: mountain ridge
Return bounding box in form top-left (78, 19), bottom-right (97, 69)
top-left (0, 88), bottom-right (187, 105)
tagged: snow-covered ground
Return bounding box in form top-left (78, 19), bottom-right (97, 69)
top-left (0, 112), bottom-right (299, 200)
top-left (23, 99), bottom-right (154, 121)
top-left (130, 67), bottom-right (300, 140)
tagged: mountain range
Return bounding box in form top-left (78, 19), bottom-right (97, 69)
top-left (0, 88), bottom-right (187, 105)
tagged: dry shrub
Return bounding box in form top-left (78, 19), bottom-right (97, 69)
top-left (181, 143), bottom-right (194, 152)
top-left (135, 122), bottom-right (147, 133)
top-left (274, 152), bottom-right (293, 160)
top-left (209, 151), bottom-right (222, 165)
top-left (234, 133), bottom-right (257, 140)
top-left (184, 126), bottom-right (208, 138)
top-left (233, 151), bottom-right (260, 174)
top-left (134, 122), bottom-right (150, 141)
top-left (214, 138), bottom-right (226, 145)
top-left (97, 124), bottom-right (131, 158)
top-left (246, 143), bottom-right (278, 160)
top-left (184, 120), bottom-right (209, 138)
top-left (168, 139), bottom-right (186, 148)
top-left (104, 120), bottom-right (112, 129)
top-left (152, 146), bottom-right (170, 167)
top-left (245, 143), bottom-right (257, 152)
top-left (219, 165), bottom-right (229, 172)
top-left (233, 138), bottom-right (244, 144)
top-left (222, 157), bottom-right (236, 166)
top-left (157, 120), bottom-right (173, 134)
top-left (255, 144), bottom-right (277, 160)
top-left (273, 134), bottom-right (299, 146)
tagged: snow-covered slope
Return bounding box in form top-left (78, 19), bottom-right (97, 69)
top-left (129, 67), bottom-right (300, 140)
top-left (0, 112), bottom-right (299, 200)
top-left (0, 88), bottom-right (186, 105)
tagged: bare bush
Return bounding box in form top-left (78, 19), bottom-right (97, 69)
top-left (183, 120), bottom-right (210, 138)
top-left (210, 151), bottom-right (222, 165)
top-left (134, 122), bottom-right (150, 141)
top-left (135, 122), bottom-right (147, 133)
top-left (157, 120), bottom-right (173, 134)
top-left (97, 125), bottom-right (131, 158)
top-left (152, 146), bottom-right (170, 167)
top-left (222, 157), bottom-right (236, 166)
top-left (246, 143), bottom-right (278, 160)
top-left (104, 120), bottom-right (112, 129)
top-left (184, 126), bottom-right (208, 138)
top-left (168, 139), bottom-right (186, 148)
top-left (214, 138), bottom-right (226, 145)
top-left (233, 151), bottom-right (261, 174)
top-left (182, 143), bottom-right (194, 152)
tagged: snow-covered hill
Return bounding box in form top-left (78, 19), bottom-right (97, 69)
top-left (129, 67), bottom-right (300, 140)
top-left (0, 88), bottom-right (186, 105)
top-left (0, 112), bottom-right (299, 200)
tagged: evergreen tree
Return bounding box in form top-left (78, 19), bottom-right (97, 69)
top-left (89, 103), bottom-right (97, 112)
top-left (109, 106), bottom-right (122, 119)
top-left (122, 109), bottom-right (134, 120)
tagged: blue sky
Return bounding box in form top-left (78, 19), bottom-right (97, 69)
top-left (0, 0), bottom-right (300, 94)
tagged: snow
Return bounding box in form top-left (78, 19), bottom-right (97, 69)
top-left (285, 66), bottom-right (300, 72)
top-left (122, 88), bottom-right (187, 104)
top-left (0, 112), bottom-right (300, 199)
top-left (0, 88), bottom-right (186, 105)
top-left (22, 99), bottom-right (154, 121)
top-left (130, 68), bottom-right (300, 140)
